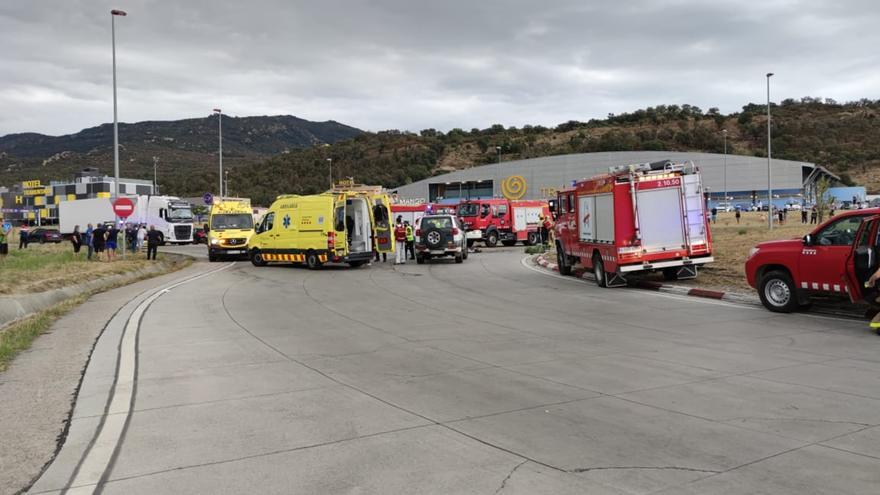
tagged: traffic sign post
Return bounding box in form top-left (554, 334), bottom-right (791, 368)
top-left (203, 192), bottom-right (214, 205)
top-left (113, 197), bottom-right (135, 259)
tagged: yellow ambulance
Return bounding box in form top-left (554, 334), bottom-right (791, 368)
top-left (206, 197), bottom-right (256, 261)
top-left (248, 184), bottom-right (394, 269)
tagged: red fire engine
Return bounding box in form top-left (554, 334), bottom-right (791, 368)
top-left (457, 198), bottom-right (551, 247)
top-left (553, 160), bottom-right (713, 287)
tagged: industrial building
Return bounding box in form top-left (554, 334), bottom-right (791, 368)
top-left (0, 168), bottom-right (154, 224)
top-left (390, 151), bottom-right (839, 208)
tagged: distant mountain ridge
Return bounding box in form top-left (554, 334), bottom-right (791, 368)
top-left (0, 115), bottom-right (362, 159)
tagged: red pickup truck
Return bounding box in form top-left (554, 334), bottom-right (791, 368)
top-left (745, 208), bottom-right (880, 312)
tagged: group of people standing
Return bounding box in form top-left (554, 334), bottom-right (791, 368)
top-left (392, 216), bottom-right (415, 265)
top-left (68, 223), bottom-right (162, 261)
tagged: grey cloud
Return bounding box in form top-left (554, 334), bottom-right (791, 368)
top-left (1, 0), bottom-right (878, 136)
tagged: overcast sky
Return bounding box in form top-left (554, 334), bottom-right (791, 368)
top-left (1, 0), bottom-right (878, 136)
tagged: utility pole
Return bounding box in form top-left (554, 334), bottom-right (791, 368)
top-left (722, 129), bottom-right (728, 204)
top-left (766, 73), bottom-right (774, 230)
top-left (213, 108), bottom-right (223, 197)
top-left (152, 156), bottom-right (159, 195)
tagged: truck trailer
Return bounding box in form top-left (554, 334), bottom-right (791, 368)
top-left (58, 196), bottom-right (194, 244)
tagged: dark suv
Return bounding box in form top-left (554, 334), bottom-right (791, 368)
top-left (416, 215), bottom-right (467, 264)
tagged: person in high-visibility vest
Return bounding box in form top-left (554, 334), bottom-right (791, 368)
top-left (393, 216), bottom-right (407, 265)
top-left (404, 221), bottom-right (415, 260)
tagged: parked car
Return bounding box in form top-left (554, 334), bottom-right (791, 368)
top-left (193, 227), bottom-right (207, 244)
top-left (415, 214), bottom-right (467, 264)
top-left (27, 228), bottom-right (63, 243)
top-left (715, 202), bottom-right (733, 212)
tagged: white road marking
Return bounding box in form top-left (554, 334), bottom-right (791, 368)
top-left (64, 263), bottom-right (235, 494)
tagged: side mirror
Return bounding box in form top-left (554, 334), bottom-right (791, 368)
top-left (802, 234), bottom-right (813, 246)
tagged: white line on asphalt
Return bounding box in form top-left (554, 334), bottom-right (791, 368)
top-left (62, 263), bottom-right (235, 495)
top-left (520, 256), bottom-right (858, 324)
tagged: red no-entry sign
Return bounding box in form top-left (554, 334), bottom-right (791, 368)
top-left (113, 197), bottom-right (135, 218)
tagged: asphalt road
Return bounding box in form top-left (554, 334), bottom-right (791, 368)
top-left (28, 245), bottom-right (880, 494)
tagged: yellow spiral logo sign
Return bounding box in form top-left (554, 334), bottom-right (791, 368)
top-left (501, 175), bottom-right (527, 200)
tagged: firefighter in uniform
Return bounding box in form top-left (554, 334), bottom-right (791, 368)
top-left (540, 215), bottom-right (554, 246)
top-left (404, 221), bottom-right (415, 260)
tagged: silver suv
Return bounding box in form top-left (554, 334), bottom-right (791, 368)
top-left (416, 215), bottom-right (468, 264)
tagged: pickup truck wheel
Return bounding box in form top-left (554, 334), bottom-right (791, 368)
top-left (485, 230), bottom-right (499, 248)
top-left (306, 251), bottom-right (322, 270)
top-left (758, 270), bottom-right (797, 313)
top-left (250, 249), bottom-right (268, 267)
top-left (467, 239), bottom-right (475, 248)
top-left (592, 255), bottom-right (607, 288)
top-left (455, 253), bottom-right (464, 263)
top-left (462, 242), bottom-right (468, 259)
top-left (557, 243), bottom-right (572, 276)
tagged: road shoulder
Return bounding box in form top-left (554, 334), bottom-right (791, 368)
top-left (0, 260), bottom-right (211, 495)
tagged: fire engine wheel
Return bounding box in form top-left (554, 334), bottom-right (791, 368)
top-left (485, 231), bottom-right (499, 248)
top-left (592, 255), bottom-right (608, 288)
top-left (526, 231), bottom-right (539, 246)
top-left (306, 251), bottom-right (323, 270)
top-left (556, 243), bottom-right (572, 276)
top-left (250, 249), bottom-right (268, 267)
top-left (759, 270), bottom-right (797, 313)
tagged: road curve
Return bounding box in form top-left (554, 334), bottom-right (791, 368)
top-left (29, 246), bottom-right (880, 494)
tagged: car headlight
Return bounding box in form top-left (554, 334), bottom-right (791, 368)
top-left (748, 247), bottom-right (760, 258)
top-left (210, 238), bottom-right (220, 245)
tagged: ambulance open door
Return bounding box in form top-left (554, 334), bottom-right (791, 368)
top-left (370, 195), bottom-right (394, 254)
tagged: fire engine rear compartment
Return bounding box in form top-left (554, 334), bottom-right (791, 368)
top-left (636, 187), bottom-right (685, 252)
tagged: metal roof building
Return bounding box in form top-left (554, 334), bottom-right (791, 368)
top-left (390, 151), bottom-right (838, 206)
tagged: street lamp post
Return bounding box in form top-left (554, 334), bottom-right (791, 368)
top-left (327, 158), bottom-right (333, 188)
top-left (213, 108), bottom-right (223, 197)
top-left (224, 170), bottom-right (229, 197)
top-left (766, 73), bottom-right (774, 230)
top-left (111, 9), bottom-right (126, 200)
top-left (722, 129), bottom-right (728, 203)
top-left (495, 146), bottom-right (501, 164)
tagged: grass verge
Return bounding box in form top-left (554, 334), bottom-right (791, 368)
top-left (0, 257), bottom-right (191, 372)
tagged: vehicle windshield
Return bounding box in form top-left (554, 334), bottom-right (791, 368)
top-left (211, 214), bottom-right (254, 230)
top-left (422, 217), bottom-right (453, 230)
top-left (457, 203), bottom-right (478, 216)
top-left (169, 207), bottom-right (194, 221)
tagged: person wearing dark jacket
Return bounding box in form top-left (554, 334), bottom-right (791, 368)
top-left (146, 225), bottom-right (162, 260)
top-left (70, 225), bottom-right (83, 258)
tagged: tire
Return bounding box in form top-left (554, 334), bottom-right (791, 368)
top-left (455, 252), bottom-right (464, 263)
top-left (349, 260), bottom-right (366, 268)
top-left (416, 254), bottom-right (426, 264)
top-left (424, 229), bottom-right (445, 250)
top-left (662, 267), bottom-right (679, 281)
top-left (592, 254), bottom-right (607, 288)
top-left (39, 237), bottom-right (45, 244)
top-left (250, 249), bottom-right (268, 267)
top-left (208, 252), bottom-right (218, 262)
top-left (758, 270), bottom-right (798, 313)
top-left (306, 251), bottom-right (322, 270)
top-left (485, 230), bottom-right (499, 248)
top-left (556, 243), bottom-right (572, 276)
top-left (467, 239), bottom-right (475, 248)
top-left (526, 231), bottom-right (539, 246)
top-left (462, 243), bottom-right (468, 260)
top-left (501, 240), bottom-right (517, 247)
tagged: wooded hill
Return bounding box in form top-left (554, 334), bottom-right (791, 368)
top-left (2, 98), bottom-right (878, 206)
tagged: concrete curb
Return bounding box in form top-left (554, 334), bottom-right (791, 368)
top-left (534, 254), bottom-right (760, 306)
top-left (0, 254), bottom-right (190, 331)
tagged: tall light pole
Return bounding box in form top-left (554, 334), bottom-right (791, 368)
top-left (213, 108), bottom-right (223, 197)
top-left (722, 129), bottom-right (728, 203)
top-left (111, 9), bottom-right (126, 200)
top-left (495, 146), bottom-right (501, 164)
top-left (224, 170), bottom-right (229, 197)
top-left (327, 158), bottom-right (333, 188)
top-left (766, 72), bottom-right (774, 230)
top-left (152, 156), bottom-right (159, 195)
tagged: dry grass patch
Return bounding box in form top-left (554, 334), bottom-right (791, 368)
top-left (0, 243), bottom-right (156, 295)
